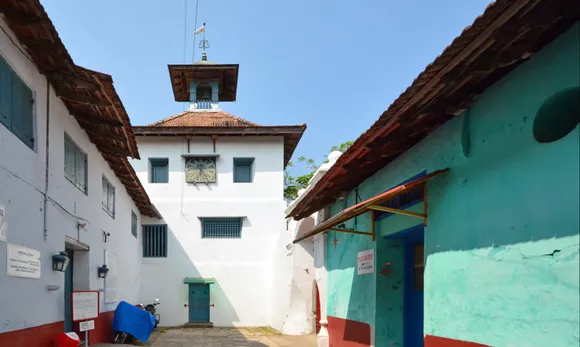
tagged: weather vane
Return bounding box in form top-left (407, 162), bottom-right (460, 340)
top-left (194, 22), bottom-right (210, 55)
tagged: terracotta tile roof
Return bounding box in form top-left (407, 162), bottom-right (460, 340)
top-left (2, 0), bottom-right (158, 217)
top-left (289, 0), bottom-right (579, 220)
top-left (149, 110), bottom-right (259, 127)
top-left (135, 110), bottom-right (307, 168)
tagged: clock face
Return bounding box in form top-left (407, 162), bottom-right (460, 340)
top-left (185, 157), bottom-right (217, 183)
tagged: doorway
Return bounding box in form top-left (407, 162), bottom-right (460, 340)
top-left (384, 224), bottom-right (424, 347)
top-left (64, 248), bottom-right (74, 332)
top-left (188, 284), bottom-right (210, 323)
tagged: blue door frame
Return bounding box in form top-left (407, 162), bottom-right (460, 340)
top-left (188, 284), bottom-right (210, 323)
top-left (64, 249), bottom-right (74, 332)
top-left (385, 224), bottom-right (424, 347)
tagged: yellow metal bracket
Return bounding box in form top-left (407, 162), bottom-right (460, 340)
top-left (328, 210), bottom-right (377, 241)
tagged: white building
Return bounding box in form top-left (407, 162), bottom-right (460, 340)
top-left (272, 151), bottom-right (341, 343)
top-left (0, 3), bottom-right (157, 346)
top-left (130, 53), bottom-right (306, 327)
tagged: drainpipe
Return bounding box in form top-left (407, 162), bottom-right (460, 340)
top-left (43, 77), bottom-right (50, 241)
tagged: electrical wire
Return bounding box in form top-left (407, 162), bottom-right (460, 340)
top-left (191, 0), bottom-right (200, 63)
top-left (182, 0), bottom-right (189, 111)
top-left (0, 22), bottom-right (35, 65)
top-left (0, 163), bottom-right (91, 226)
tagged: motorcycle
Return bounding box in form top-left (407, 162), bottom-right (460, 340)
top-left (143, 298), bottom-right (161, 328)
top-left (112, 301), bottom-right (156, 344)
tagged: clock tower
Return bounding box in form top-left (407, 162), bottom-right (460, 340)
top-left (167, 27), bottom-right (239, 112)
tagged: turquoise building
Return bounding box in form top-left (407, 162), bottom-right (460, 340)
top-left (290, 1), bottom-right (579, 346)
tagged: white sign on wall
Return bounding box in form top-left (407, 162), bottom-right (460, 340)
top-left (7, 244), bottom-right (41, 278)
top-left (79, 320), bottom-right (95, 332)
top-left (0, 205), bottom-right (7, 242)
top-left (105, 251), bottom-right (117, 303)
top-left (72, 291), bottom-right (99, 321)
top-left (357, 249), bottom-right (374, 275)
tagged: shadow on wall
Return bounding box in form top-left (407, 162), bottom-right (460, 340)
top-left (141, 222), bottom-right (240, 327)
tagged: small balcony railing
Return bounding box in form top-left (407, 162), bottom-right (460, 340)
top-left (195, 100), bottom-right (213, 110)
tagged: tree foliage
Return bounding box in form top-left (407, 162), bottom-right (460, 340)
top-left (284, 141), bottom-right (353, 201)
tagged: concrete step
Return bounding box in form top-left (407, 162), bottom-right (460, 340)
top-left (183, 322), bottom-right (214, 328)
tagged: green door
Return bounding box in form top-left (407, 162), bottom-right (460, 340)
top-left (64, 249), bottom-right (74, 332)
top-left (188, 284), bottom-right (210, 323)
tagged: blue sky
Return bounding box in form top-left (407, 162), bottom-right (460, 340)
top-left (42, 0), bottom-right (492, 173)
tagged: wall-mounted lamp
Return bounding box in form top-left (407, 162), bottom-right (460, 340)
top-left (52, 251), bottom-right (70, 272)
top-left (97, 264), bottom-right (109, 279)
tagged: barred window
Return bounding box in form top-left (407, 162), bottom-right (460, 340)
top-left (201, 218), bottom-right (243, 239)
top-left (143, 224), bottom-right (168, 257)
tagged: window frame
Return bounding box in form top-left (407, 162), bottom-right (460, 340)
top-left (149, 158), bottom-right (169, 183)
top-left (102, 176), bottom-right (116, 218)
top-left (64, 133), bottom-right (88, 194)
top-left (233, 157), bottom-right (254, 183)
top-left (142, 224), bottom-right (168, 258)
top-left (0, 54), bottom-right (35, 149)
top-left (201, 217), bottom-right (243, 239)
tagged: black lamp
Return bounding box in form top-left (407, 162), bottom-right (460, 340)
top-left (97, 264), bottom-right (109, 279)
top-left (52, 251), bottom-right (70, 272)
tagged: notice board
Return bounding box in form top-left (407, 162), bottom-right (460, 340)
top-left (72, 291), bottom-right (99, 321)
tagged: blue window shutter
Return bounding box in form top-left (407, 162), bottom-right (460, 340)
top-left (0, 57), bottom-right (12, 127)
top-left (234, 164), bottom-right (251, 182)
top-left (233, 158), bottom-right (254, 183)
top-left (150, 158), bottom-right (169, 183)
top-left (11, 76), bottom-right (34, 148)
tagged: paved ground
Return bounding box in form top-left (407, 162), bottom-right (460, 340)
top-left (95, 327), bottom-right (317, 347)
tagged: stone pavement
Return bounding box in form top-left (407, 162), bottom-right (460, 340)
top-left (94, 327), bottom-right (317, 347)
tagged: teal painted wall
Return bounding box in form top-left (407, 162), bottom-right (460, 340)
top-left (325, 22), bottom-right (579, 347)
top-left (327, 191), bottom-right (376, 326)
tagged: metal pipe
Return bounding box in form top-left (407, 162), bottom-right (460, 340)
top-left (43, 77), bottom-right (50, 241)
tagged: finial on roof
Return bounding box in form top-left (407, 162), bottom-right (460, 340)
top-left (196, 22), bottom-right (210, 62)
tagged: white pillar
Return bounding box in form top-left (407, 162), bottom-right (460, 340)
top-left (313, 233), bottom-right (328, 347)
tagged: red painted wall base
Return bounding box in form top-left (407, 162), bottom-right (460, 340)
top-left (425, 335), bottom-right (490, 347)
top-left (0, 321), bottom-right (64, 347)
top-left (328, 316), bottom-right (371, 347)
top-left (0, 311), bottom-right (116, 347)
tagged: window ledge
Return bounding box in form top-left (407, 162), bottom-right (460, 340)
top-left (181, 154), bottom-right (220, 158)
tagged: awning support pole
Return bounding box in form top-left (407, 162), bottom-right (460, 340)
top-left (423, 184), bottom-right (428, 226)
top-left (328, 228), bottom-right (373, 237)
top-left (367, 204), bottom-right (426, 219)
top-left (370, 210), bottom-right (376, 241)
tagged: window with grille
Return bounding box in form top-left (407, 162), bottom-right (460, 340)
top-left (149, 158), bottom-right (169, 183)
top-left (233, 158), bottom-right (254, 183)
top-left (142, 224), bottom-right (168, 257)
top-left (64, 133), bottom-right (87, 194)
top-left (375, 171), bottom-right (426, 221)
top-left (0, 55), bottom-right (34, 149)
top-left (102, 176), bottom-right (115, 218)
top-left (131, 211), bottom-right (138, 238)
top-left (201, 218), bottom-right (243, 239)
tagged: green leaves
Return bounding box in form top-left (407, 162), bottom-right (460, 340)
top-left (284, 141), bottom-right (352, 201)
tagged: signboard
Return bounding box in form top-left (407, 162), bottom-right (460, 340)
top-left (357, 249), bottom-right (374, 275)
top-left (0, 205), bottom-right (6, 242)
top-left (7, 244), bottom-right (40, 278)
top-left (104, 251), bottom-right (117, 303)
top-left (79, 320), bottom-right (95, 332)
top-left (72, 291), bottom-right (99, 321)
